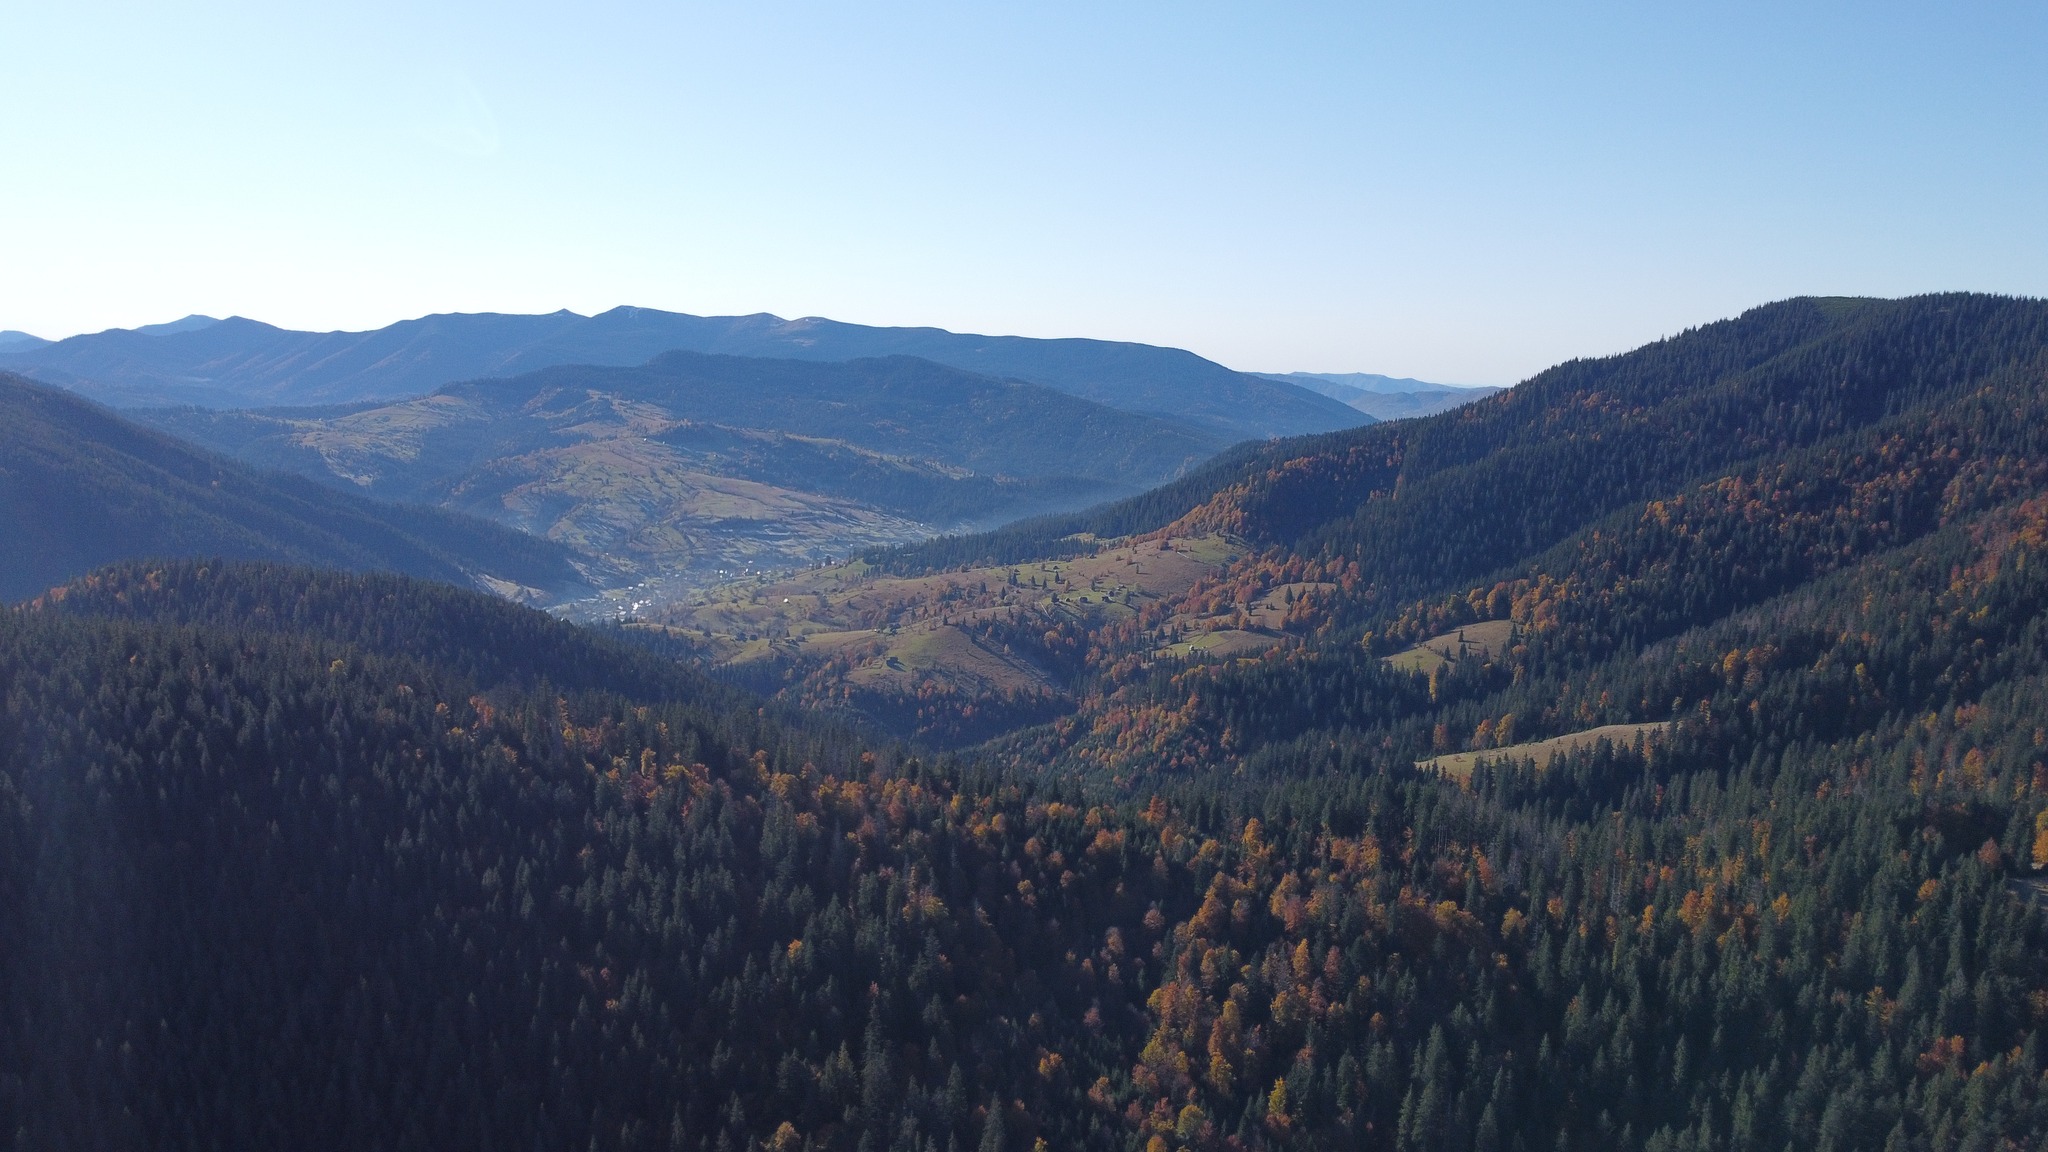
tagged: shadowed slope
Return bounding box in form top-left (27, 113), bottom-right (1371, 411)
top-left (0, 374), bottom-right (584, 602)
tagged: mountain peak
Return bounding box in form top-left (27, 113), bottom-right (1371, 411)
top-left (132, 314), bottom-right (221, 336)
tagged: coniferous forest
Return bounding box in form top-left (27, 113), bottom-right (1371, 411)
top-left (7, 295), bottom-right (2048, 1151)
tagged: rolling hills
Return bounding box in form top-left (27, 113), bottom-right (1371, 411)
top-left (134, 352), bottom-right (1225, 607)
top-left (0, 373), bottom-right (586, 603)
top-left (0, 307), bottom-right (1366, 441)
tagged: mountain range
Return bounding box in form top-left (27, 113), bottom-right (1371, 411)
top-left (2, 311), bottom-right (1513, 598)
top-left (7, 293), bottom-right (2048, 1150)
top-left (0, 307), bottom-right (1368, 442)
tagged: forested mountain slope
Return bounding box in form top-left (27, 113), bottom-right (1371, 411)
top-left (820, 291), bottom-right (2048, 1148)
top-left (886, 294), bottom-right (2048, 590)
top-left (0, 374), bottom-right (583, 603)
top-left (8, 546), bottom-right (2048, 1151)
top-left (0, 307), bottom-right (1362, 441)
top-left (716, 294), bottom-right (2048, 745)
top-left (863, 293), bottom-right (2048, 761)
top-left (1181, 294), bottom-right (2048, 587)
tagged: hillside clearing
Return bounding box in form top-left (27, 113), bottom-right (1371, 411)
top-left (1385, 619), bottom-right (1520, 673)
top-left (1419, 722), bottom-right (1669, 780)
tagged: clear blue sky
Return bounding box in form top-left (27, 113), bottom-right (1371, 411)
top-left (3, 2), bottom-right (2043, 384)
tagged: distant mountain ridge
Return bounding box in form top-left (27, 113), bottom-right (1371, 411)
top-left (130, 314), bottom-right (222, 336)
top-left (1253, 370), bottom-right (1504, 421)
top-left (0, 307), bottom-right (1366, 442)
top-left (1258, 370), bottom-right (1471, 394)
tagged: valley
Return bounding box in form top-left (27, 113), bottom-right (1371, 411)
top-left (136, 351), bottom-right (1222, 607)
top-left (9, 293), bottom-right (2048, 1150)
top-left (3, 308), bottom-right (1490, 618)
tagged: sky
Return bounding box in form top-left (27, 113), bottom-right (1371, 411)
top-left (2, 2), bottom-right (2044, 385)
